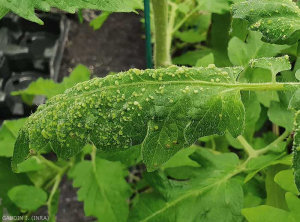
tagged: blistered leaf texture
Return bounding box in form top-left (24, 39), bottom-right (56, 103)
top-left (0, 0), bottom-right (133, 24)
top-left (289, 89), bottom-right (300, 192)
top-left (250, 56), bottom-right (291, 78)
top-left (12, 66), bottom-right (245, 172)
top-left (232, 0), bottom-right (300, 45)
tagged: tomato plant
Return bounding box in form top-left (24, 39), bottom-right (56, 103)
top-left (1, 0), bottom-right (300, 221)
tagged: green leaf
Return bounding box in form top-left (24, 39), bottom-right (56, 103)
top-left (295, 69), bottom-right (300, 81)
top-left (228, 32), bottom-right (287, 68)
top-left (200, 0), bottom-right (234, 14)
top-left (90, 12), bottom-right (112, 30)
top-left (173, 50), bottom-right (212, 66)
top-left (268, 92), bottom-right (294, 131)
top-left (12, 66), bottom-right (245, 172)
top-left (242, 193), bottom-right (300, 222)
top-left (0, 118), bottom-right (27, 157)
top-left (97, 144), bottom-right (141, 167)
top-left (0, 158), bottom-right (31, 214)
top-left (8, 185), bottom-right (47, 211)
top-left (129, 149), bottom-right (244, 222)
top-left (69, 157), bottom-right (131, 222)
top-left (249, 55), bottom-right (291, 81)
top-left (210, 13), bottom-right (232, 67)
top-left (274, 169), bottom-right (298, 195)
top-left (176, 30), bottom-right (207, 43)
top-left (232, 0), bottom-right (300, 45)
top-left (245, 154), bottom-right (291, 183)
top-left (12, 65), bottom-right (91, 105)
top-left (195, 53), bottom-right (215, 67)
top-left (0, 0), bottom-right (134, 24)
top-left (17, 156), bottom-right (46, 173)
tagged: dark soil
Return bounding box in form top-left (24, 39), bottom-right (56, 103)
top-left (59, 12), bottom-right (146, 81)
top-left (54, 12), bottom-right (146, 222)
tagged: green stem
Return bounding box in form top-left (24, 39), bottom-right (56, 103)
top-left (152, 0), bottom-right (172, 68)
top-left (237, 135), bottom-right (258, 158)
top-left (256, 131), bottom-right (290, 156)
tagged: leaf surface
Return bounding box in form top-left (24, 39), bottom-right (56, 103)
top-left (12, 66), bottom-right (245, 171)
top-left (69, 157), bottom-right (131, 222)
top-left (242, 193), bottom-right (300, 222)
top-left (0, 0), bottom-right (133, 24)
top-left (12, 65), bottom-right (91, 105)
top-left (8, 185), bottom-right (47, 211)
top-left (129, 149), bottom-right (244, 222)
top-left (232, 0), bottom-right (300, 45)
top-left (0, 118), bottom-right (27, 157)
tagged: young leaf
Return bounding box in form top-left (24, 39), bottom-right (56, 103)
top-left (12, 66), bottom-right (245, 172)
top-left (0, 118), bottom-right (27, 157)
top-left (249, 55), bottom-right (291, 82)
top-left (129, 149), bottom-right (244, 222)
top-left (0, 0), bottom-right (134, 24)
top-left (12, 65), bottom-right (91, 105)
top-left (8, 185), bottom-right (47, 211)
top-left (173, 50), bottom-right (212, 66)
top-left (69, 157), bottom-right (131, 222)
top-left (242, 193), bottom-right (300, 222)
top-left (232, 0), bottom-right (300, 45)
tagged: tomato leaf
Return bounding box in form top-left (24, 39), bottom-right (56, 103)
top-left (12, 66), bottom-right (245, 172)
top-left (232, 0), bottom-right (300, 45)
top-left (0, 0), bottom-right (134, 24)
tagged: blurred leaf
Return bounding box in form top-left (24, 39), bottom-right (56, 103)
top-left (8, 185), bottom-right (47, 211)
top-left (210, 13), bottom-right (232, 66)
top-left (176, 30), bottom-right (206, 43)
top-left (97, 145), bottom-right (141, 167)
top-left (17, 157), bottom-right (46, 173)
top-left (228, 32), bottom-right (287, 68)
top-left (12, 64), bottom-right (91, 105)
top-left (90, 12), bottom-right (112, 30)
top-left (268, 92), bottom-right (295, 131)
top-left (242, 193), bottom-right (299, 222)
top-left (173, 50), bottom-right (211, 66)
top-left (0, 118), bottom-right (27, 157)
top-left (274, 169), bottom-right (298, 195)
top-left (0, 158), bottom-right (31, 215)
top-left (195, 53), bottom-right (214, 67)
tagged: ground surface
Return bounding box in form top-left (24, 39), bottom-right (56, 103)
top-left (40, 12), bottom-right (146, 222)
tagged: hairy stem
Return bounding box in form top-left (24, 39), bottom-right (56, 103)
top-left (152, 0), bottom-right (172, 68)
